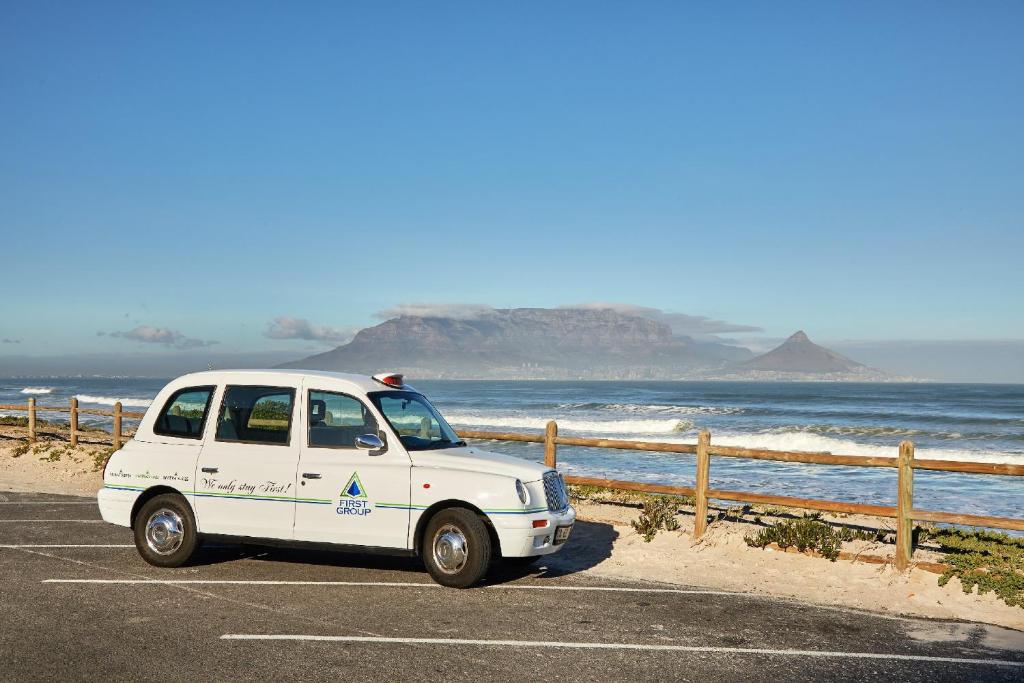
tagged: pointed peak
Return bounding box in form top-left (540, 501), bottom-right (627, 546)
top-left (787, 330), bottom-right (810, 343)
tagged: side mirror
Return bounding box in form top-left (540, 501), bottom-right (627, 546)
top-left (355, 433), bottom-right (384, 451)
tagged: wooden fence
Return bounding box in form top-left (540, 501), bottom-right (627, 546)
top-left (3, 399), bottom-right (1022, 569)
top-left (456, 421), bottom-right (1024, 571)
top-left (0, 397), bottom-right (144, 449)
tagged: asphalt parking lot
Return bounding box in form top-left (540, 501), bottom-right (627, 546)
top-left (1, 490), bottom-right (1022, 682)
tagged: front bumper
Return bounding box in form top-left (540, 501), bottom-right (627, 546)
top-left (498, 505), bottom-right (576, 557)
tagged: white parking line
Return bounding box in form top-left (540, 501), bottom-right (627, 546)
top-left (0, 502), bottom-right (96, 505)
top-left (41, 579), bottom-right (738, 596)
top-left (0, 519), bottom-right (104, 523)
top-left (1, 544), bottom-right (132, 548)
top-left (219, 635), bottom-right (1024, 666)
top-left (44, 579), bottom-right (441, 586)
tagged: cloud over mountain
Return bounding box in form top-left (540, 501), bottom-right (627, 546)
top-left (374, 303), bottom-right (497, 321)
top-left (562, 303), bottom-right (762, 339)
top-left (374, 302), bottom-right (761, 342)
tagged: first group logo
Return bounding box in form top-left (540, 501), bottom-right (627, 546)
top-left (337, 471), bottom-right (372, 516)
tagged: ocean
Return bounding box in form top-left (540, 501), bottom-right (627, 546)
top-left (3, 378), bottom-right (1022, 520)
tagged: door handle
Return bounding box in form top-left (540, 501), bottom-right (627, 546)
top-left (201, 467), bottom-right (219, 474)
top-left (302, 472), bottom-right (322, 479)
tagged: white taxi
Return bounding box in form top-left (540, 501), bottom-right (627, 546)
top-left (98, 369), bottom-right (575, 587)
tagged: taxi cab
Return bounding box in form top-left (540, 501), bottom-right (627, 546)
top-left (97, 369), bottom-right (575, 587)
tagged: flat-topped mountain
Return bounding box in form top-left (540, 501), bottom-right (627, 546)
top-left (279, 308), bottom-right (752, 379)
top-left (739, 331), bottom-right (865, 373)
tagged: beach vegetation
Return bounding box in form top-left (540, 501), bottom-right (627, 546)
top-left (568, 483), bottom-right (694, 507)
top-left (39, 443), bottom-right (73, 462)
top-left (744, 513), bottom-right (882, 561)
top-left (921, 528), bottom-right (1024, 608)
top-left (11, 439), bottom-right (31, 458)
top-left (631, 496), bottom-right (682, 542)
top-left (91, 447), bottom-right (115, 472)
top-left (0, 416), bottom-right (30, 427)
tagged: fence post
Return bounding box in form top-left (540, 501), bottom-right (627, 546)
top-left (544, 420), bottom-right (558, 468)
top-left (28, 397), bottom-right (37, 443)
top-left (694, 430), bottom-right (711, 539)
top-left (70, 397), bottom-right (79, 447)
top-left (113, 401), bottom-right (123, 450)
top-left (895, 440), bottom-right (915, 571)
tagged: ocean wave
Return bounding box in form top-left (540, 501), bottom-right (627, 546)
top-left (555, 402), bottom-right (744, 416)
top-left (761, 424), bottom-right (1024, 442)
top-left (20, 387), bottom-right (53, 395)
top-left (763, 424), bottom-right (925, 438)
top-left (708, 431), bottom-right (1024, 465)
top-left (446, 413), bottom-right (693, 435)
top-left (75, 394), bottom-right (153, 408)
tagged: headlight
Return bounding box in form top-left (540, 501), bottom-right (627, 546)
top-left (515, 479), bottom-right (530, 505)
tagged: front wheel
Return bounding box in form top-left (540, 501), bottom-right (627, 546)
top-left (422, 508), bottom-right (492, 588)
top-left (133, 493), bottom-right (199, 568)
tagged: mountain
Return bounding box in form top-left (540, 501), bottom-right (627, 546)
top-left (706, 330), bottom-right (908, 380)
top-left (739, 331), bottom-right (865, 373)
top-left (279, 308), bottom-right (753, 379)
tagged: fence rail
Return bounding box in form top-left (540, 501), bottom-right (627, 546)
top-left (0, 398), bottom-right (144, 449)
top-left (459, 421), bottom-right (1024, 570)
top-left (3, 400), bottom-right (1023, 568)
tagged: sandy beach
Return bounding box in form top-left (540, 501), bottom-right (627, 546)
top-left (566, 499), bottom-right (1024, 636)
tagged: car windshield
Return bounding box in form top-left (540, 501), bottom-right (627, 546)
top-left (368, 390), bottom-right (466, 451)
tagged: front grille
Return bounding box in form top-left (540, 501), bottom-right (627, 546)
top-left (543, 470), bottom-right (569, 512)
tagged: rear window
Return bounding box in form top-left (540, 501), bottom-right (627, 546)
top-left (215, 385), bottom-right (295, 446)
top-left (153, 386), bottom-right (214, 439)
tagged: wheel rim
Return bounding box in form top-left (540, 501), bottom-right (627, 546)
top-left (144, 508), bottom-right (185, 556)
top-left (432, 524), bottom-right (468, 574)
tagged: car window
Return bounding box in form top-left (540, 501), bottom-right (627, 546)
top-left (153, 386), bottom-right (214, 439)
top-left (307, 390), bottom-right (379, 448)
top-left (215, 385), bottom-right (295, 445)
top-left (369, 391), bottom-right (464, 451)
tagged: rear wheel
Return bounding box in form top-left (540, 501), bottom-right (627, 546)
top-left (422, 508), bottom-right (492, 588)
top-left (133, 494), bottom-right (199, 568)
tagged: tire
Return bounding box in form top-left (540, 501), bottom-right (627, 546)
top-left (503, 555), bottom-right (540, 567)
top-left (422, 508), bottom-right (492, 588)
top-left (133, 493), bottom-right (199, 568)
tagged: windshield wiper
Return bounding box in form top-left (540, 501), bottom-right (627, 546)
top-left (425, 438), bottom-right (467, 450)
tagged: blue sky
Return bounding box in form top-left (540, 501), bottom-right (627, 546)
top-left (1, 3), bottom-right (1022, 376)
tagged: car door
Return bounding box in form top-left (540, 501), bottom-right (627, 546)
top-left (293, 385), bottom-right (412, 549)
top-left (193, 383), bottom-right (301, 539)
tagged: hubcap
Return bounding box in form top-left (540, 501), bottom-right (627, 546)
top-left (432, 524), bottom-right (468, 574)
top-left (145, 508), bottom-right (185, 556)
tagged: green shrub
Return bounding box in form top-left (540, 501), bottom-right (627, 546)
top-left (631, 496), bottom-right (682, 542)
top-left (923, 528), bottom-right (1024, 609)
top-left (11, 440), bottom-right (31, 458)
top-left (744, 513), bottom-right (880, 561)
top-left (0, 416), bottom-right (30, 427)
top-left (568, 483), bottom-right (694, 508)
top-left (91, 447), bottom-right (115, 472)
top-left (40, 444), bottom-right (71, 462)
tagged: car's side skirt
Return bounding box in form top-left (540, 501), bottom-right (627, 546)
top-left (199, 534), bottom-right (418, 558)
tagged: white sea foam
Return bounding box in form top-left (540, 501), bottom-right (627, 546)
top-left (20, 387), bottom-right (52, 395)
top-left (454, 415), bottom-right (1024, 465)
top-left (556, 402), bottom-right (743, 416)
top-left (75, 394), bottom-right (153, 408)
top-left (708, 431), bottom-right (1024, 466)
top-left (446, 413), bottom-right (692, 435)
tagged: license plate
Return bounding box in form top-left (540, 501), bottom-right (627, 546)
top-left (554, 524), bottom-right (573, 544)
